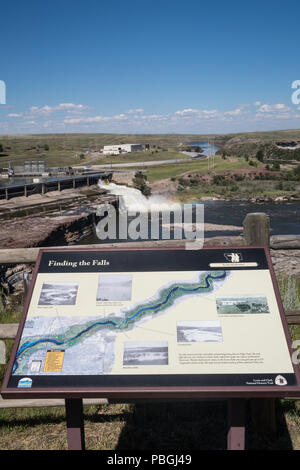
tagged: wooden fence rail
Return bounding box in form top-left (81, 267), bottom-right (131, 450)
top-left (1, 235), bottom-right (300, 264)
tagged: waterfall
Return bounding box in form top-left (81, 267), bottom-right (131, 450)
top-left (97, 179), bottom-right (203, 245)
top-left (98, 180), bottom-right (172, 213)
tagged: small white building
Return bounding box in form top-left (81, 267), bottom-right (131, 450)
top-left (102, 144), bottom-right (144, 155)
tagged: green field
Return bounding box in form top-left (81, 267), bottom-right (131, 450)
top-left (90, 149), bottom-right (192, 165)
top-left (131, 155), bottom-right (265, 183)
top-left (0, 133), bottom-right (223, 168)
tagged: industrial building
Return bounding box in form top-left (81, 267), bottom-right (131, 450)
top-left (102, 144), bottom-right (144, 155)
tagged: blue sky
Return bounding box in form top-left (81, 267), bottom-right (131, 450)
top-left (1, 0), bottom-right (300, 134)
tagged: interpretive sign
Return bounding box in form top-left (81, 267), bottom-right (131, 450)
top-left (2, 246), bottom-right (300, 399)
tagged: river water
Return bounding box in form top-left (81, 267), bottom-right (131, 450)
top-left (200, 200), bottom-right (300, 236)
top-left (79, 178), bottom-right (300, 246)
top-left (81, 198), bottom-right (300, 244)
top-left (189, 141), bottom-right (220, 156)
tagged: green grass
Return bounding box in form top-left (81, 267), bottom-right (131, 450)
top-left (0, 397), bottom-right (299, 450)
top-left (90, 149), bottom-right (192, 165)
top-left (277, 275), bottom-right (300, 342)
top-left (176, 180), bottom-right (300, 202)
top-left (139, 155), bottom-right (264, 183)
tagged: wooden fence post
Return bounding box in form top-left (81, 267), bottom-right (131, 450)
top-left (243, 212), bottom-right (270, 246)
top-left (243, 212), bottom-right (277, 438)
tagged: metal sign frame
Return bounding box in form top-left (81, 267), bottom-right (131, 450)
top-left (1, 245), bottom-right (300, 400)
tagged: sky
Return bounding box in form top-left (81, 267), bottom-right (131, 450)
top-left (1, 0), bottom-right (300, 135)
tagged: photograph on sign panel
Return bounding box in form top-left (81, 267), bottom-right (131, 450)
top-left (123, 341), bottom-right (168, 366)
top-left (29, 360), bottom-right (42, 373)
top-left (38, 282), bottom-right (79, 306)
top-left (177, 320), bottom-right (223, 342)
top-left (216, 295), bottom-right (270, 314)
top-left (96, 273), bottom-right (133, 301)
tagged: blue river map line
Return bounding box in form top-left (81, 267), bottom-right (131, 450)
top-left (12, 270), bottom-right (227, 374)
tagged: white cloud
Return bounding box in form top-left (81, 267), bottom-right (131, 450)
top-left (125, 108), bottom-right (144, 114)
top-left (3, 100), bottom-right (300, 134)
top-left (174, 108), bottom-right (220, 119)
top-left (63, 113), bottom-right (129, 124)
top-left (64, 116), bottom-right (109, 124)
top-left (175, 108), bottom-right (199, 116)
top-left (224, 108), bottom-right (242, 116)
top-left (29, 103), bottom-right (88, 115)
top-left (257, 103), bottom-right (290, 113)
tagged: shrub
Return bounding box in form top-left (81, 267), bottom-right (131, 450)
top-left (133, 171), bottom-right (151, 197)
top-left (256, 149), bottom-right (264, 162)
top-left (272, 161), bottom-right (281, 171)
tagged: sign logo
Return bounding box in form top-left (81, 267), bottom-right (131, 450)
top-left (275, 375), bottom-right (287, 386)
top-left (0, 80), bottom-right (6, 105)
top-left (224, 252), bottom-right (243, 263)
top-left (18, 377), bottom-right (33, 388)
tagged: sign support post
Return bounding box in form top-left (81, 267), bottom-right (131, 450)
top-left (227, 399), bottom-right (246, 450)
top-left (243, 212), bottom-right (277, 437)
top-left (65, 398), bottom-right (85, 450)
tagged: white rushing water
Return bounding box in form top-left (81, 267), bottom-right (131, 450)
top-left (97, 179), bottom-right (204, 246)
top-left (98, 180), bottom-right (173, 213)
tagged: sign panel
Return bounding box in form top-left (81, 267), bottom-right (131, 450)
top-left (2, 247), bottom-right (300, 398)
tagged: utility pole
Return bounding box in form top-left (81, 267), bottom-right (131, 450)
top-left (208, 140), bottom-right (210, 172)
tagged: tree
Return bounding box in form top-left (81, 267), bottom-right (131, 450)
top-left (0, 143), bottom-right (3, 153)
top-left (133, 171), bottom-right (152, 197)
top-left (256, 149), bottom-right (264, 162)
top-left (293, 165), bottom-right (300, 179)
top-left (272, 161), bottom-right (280, 171)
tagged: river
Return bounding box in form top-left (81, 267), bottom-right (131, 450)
top-left (189, 141), bottom-right (220, 156)
top-left (79, 175), bottom-right (300, 245)
top-left (200, 199), bottom-right (300, 236)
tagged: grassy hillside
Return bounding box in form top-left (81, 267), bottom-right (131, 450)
top-left (0, 133), bottom-right (227, 168)
top-left (221, 130), bottom-right (300, 160)
top-left (1, 130), bottom-right (300, 169)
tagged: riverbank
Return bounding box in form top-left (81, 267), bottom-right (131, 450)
top-left (0, 185), bottom-right (118, 248)
top-left (150, 179), bottom-right (300, 203)
top-left (149, 172), bottom-right (300, 204)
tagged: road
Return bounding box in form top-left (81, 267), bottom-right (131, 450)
top-left (73, 153), bottom-right (207, 170)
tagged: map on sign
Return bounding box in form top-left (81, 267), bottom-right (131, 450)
top-left (3, 248), bottom-right (298, 392)
top-left (13, 270), bottom-right (227, 376)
